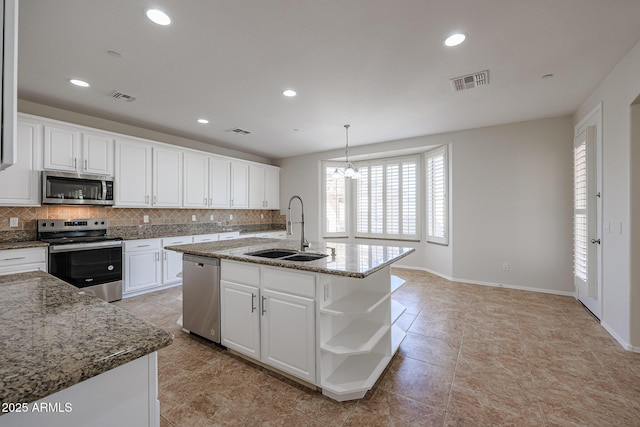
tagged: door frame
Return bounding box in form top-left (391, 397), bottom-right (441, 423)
top-left (574, 103), bottom-right (603, 319)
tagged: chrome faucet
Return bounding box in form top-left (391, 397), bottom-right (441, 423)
top-left (287, 195), bottom-right (309, 252)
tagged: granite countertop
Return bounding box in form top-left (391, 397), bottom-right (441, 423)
top-left (166, 237), bottom-right (414, 278)
top-left (0, 241), bottom-right (49, 250)
top-left (0, 271), bottom-right (173, 405)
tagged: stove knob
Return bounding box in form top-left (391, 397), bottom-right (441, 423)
top-left (101, 221), bottom-right (105, 225)
top-left (50, 222), bottom-right (55, 227)
top-left (94, 221), bottom-right (99, 225)
top-left (41, 222), bottom-right (46, 227)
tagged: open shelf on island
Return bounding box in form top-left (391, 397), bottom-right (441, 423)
top-left (321, 319), bottom-right (390, 355)
top-left (390, 299), bottom-right (406, 325)
top-left (320, 291), bottom-right (389, 316)
top-left (390, 275), bottom-right (406, 293)
top-left (321, 352), bottom-right (392, 402)
top-left (391, 324), bottom-right (407, 354)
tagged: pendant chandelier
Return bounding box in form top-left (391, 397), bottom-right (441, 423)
top-left (332, 124), bottom-right (360, 179)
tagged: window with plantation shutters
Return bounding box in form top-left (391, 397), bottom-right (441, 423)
top-left (426, 146), bottom-right (448, 245)
top-left (323, 163), bottom-right (347, 237)
top-left (354, 155), bottom-right (419, 240)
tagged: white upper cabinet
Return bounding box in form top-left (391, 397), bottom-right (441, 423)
top-left (210, 157), bottom-right (231, 208)
top-left (115, 138), bottom-right (152, 207)
top-left (183, 152), bottom-right (209, 208)
top-left (230, 161), bottom-right (249, 209)
top-left (44, 125), bottom-right (114, 176)
top-left (249, 164), bottom-right (280, 209)
top-left (0, 117), bottom-right (42, 206)
top-left (43, 125), bottom-right (79, 172)
top-left (152, 146), bottom-right (182, 207)
top-left (82, 133), bottom-right (114, 175)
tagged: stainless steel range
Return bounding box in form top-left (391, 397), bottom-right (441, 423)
top-left (38, 218), bottom-right (123, 302)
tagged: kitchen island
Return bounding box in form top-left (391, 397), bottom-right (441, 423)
top-left (0, 271), bottom-right (172, 427)
top-left (167, 237), bottom-right (414, 401)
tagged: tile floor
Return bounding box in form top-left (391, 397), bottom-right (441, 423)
top-left (113, 268), bottom-right (640, 426)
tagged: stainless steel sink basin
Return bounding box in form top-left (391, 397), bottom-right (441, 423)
top-left (282, 253), bottom-right (328, 262)
top-left (245, 249), bottom-right (328, 262)
top-left (246, 249), bottom-right (298, 258)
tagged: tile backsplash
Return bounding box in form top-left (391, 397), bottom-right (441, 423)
top-left (0, 206), bottom-right (285, 242)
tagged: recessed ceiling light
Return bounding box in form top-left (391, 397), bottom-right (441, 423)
top-left (197, 119), bottom-right (209, 124)
top-left (146, 9), bottom-right (171, 26)
top-left (444, 33), bottom-right (466, 47)
top-left (69, 79), bottom-right (90, 87)
top-left (283, 89), bottom-right (297, 97)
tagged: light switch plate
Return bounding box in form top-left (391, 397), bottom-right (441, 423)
top-left (604, 221), bottom-right (610, 233)
top-left (9, 217), bottom-right (18, 227)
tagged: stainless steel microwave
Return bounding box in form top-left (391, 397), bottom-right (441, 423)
top-left (42, 171), bottom-right (115, 205)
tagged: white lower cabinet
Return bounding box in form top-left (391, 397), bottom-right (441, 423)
top-left (162, 236), bottom-right (193, 285)
top-left (220, 260), bottom-right (316, 383)
top-left (0, 247), bottom-right (47, 275)
top-left (124, 239), bottom-right (162, 294)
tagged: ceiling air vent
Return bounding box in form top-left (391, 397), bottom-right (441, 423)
top-left (110, 91), bottom-right (137, 102)
top-left (450, 70), bottom-right (489, 92)
top-left (226, 128), bottom-right (251, 135)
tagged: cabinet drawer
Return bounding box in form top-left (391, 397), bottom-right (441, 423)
top-left (221, 260), bottom-right (260, 286)
top-left (162, 236), bottom-right (193, 247)
top-left (193, 234), bottom-right (218, 243)
top-left (124, 238), bottom-right (162, 253)
top-left (0, 248), bottom-right (46, 268)
top-left (262, 267), bottom-right (315, 298)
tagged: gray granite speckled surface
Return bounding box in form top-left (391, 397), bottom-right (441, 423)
top-left (0, 271), bottom-right (173, 405)
top-left (166, 238), bottom-right (414, 278)
top-left (0, 241), bottom-right (49, 250)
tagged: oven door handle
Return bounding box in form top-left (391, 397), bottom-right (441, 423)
top-left (49, 241), bottom-right (123, 253)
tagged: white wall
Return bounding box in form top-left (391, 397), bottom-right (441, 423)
top-left (575, 38), bottom-right (640, 349)
top-left (451, 118), bottom-right (573, 293)
top-left (278, 115), bottom-right (574, 294)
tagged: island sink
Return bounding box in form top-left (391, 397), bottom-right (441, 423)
top-left (246, 248), bottom-right (328, 262)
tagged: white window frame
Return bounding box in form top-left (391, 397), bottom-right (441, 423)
top-left (353, 155), bottom-right (420, 241)
top-left (321, 161), bottom-right (349, 238)
top-left (425, 146), bottom-right (449, 245)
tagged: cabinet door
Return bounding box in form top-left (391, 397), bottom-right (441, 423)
top-left (264, 166), bottom-right (280, 209)
top-left (43, 125), bottom-right (80, 171)
top-left (249, 164), bottom-right (266, 209)
top-left (115, 139), bottom-right (152, 207)
top-left (124, 250), bottom-right (162, 293)
top-left (82, 133), bottom-right (114, 175)
top-left (162, 249), bottom-right (184, 285)
top-left (230, 161), bottom-right (249, 208)
top-left (152, 147), bottom-right (182, 207)
top-left (183, 152), bottom-right (209, 208)
top-left (221, 280), bottom-right (260, 359)
top-left (209, 157), bottom-right (230, 208)
top-left (261, 288), bottom-right (315, 383)
top-left (0, 119), bottom-right (42, 206)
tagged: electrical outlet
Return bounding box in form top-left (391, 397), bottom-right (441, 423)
top-left (502, 262), bottom-right (509, 271)
top-left (260, 213), bottom-right (264, 219)
top-left (210, 214), bottom-right (214, 221)
top-left (191, 215), bottom-right (197, 222)
top-left (9, 217), bottom-right (18, 227)
top-left (229, 214), bottom-right (233, 221)
top-left (143, 215), bottom-right (149, 223)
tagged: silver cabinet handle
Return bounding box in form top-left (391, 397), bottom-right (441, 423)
top-left (155, 252), bottom-right (160, 261)
top-left (163, 252), bottom-right (167, 261)
top-left (208, 198), bottom-right (212, 206)
top-left (204, 197), bottom-right (207, 205)
top-left (251, 293), bottom-right (256, 313)
top-left (145, 195), bottom-right (149, 203)
top-left (84, 159), bottom-right (88, 170)
top-left (136, 244), bottom-right (151, 248)
top-left (1, 256), bottom-right (27, 261)
top-left (74, 158), bottom-right (77, 169)
top-left (153, 195), bottom-right (157, 205)
top-left (261, 296), bottom-right (267, 315)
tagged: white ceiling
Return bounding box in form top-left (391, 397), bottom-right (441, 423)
top-left (17, 0), bottom-right (640, 160)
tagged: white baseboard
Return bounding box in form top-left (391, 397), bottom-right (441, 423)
top-left (600, 321), bottom-right (640, 352)
top-left (392, 264), bottom-right (574, 297)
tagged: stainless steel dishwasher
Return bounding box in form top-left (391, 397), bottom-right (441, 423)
top-left (182, 255), bottom-right (220, 343)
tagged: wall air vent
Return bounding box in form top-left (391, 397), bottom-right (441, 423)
top-left (110, 91), bottom-right (137, 102)
top-left (450, 70), bottom-right (489, 92)
top-left (226, 128), bottom-right (251, 135)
